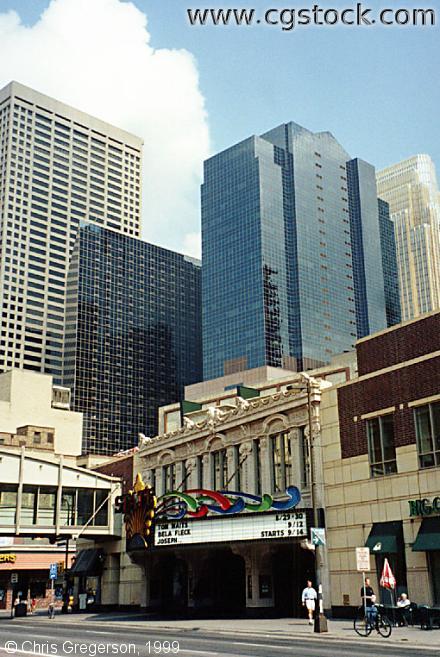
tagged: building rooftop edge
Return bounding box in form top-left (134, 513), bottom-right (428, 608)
top-left (356, 309), bottom-right (439, 344)
top-left (376, 154), bottom-right (433, 177)
top-left (0, 80), bottom-right (143, 149)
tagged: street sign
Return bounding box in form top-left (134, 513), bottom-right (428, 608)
top-left (311, 527), bottom-right (326, 546)
top-left (10, 573), bottom-right (18, 584)
top-left (49, 563), bottom-right (58, 580)
top-left (356, 547), bottom-right (371, 571)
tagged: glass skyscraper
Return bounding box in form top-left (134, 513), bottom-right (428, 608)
top-left (378, 198), bottom-right (402, 327)
top-left (202, 122), bottom-right (396, 380)
top-left (377, 155), bottom-right (440, 321)
top-left (347, 158), bottom-right (400, 337)
top-left (64, 223), bottom-right (202, 455)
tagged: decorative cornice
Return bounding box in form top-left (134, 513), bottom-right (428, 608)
top-left (139, 383), bottom-right (323, 454)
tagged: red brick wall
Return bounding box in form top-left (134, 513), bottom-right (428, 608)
top-left (94, 456), bottom-right (134, 494)
top-left (357, 312), bottom-right (440, 376)
top-left (338, 355), bottom-right (440, 459)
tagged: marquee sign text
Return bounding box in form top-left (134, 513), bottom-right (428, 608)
top-left (155, 511), bottom-right (307, 546)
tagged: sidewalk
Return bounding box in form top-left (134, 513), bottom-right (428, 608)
top-left (3, 610), bottom-right (440, 650)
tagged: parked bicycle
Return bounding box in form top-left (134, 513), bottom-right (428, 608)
top-left (354, 605), bottom-right (393, 637)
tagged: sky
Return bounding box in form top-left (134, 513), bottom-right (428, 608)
top-left (0, 0), bottom-right (438, 257)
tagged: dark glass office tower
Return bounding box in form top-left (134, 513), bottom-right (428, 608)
top-left (347, 158), bottom-right (388, 338)
top-left (202, 122), bottom-right (394, 380)
top-left (64, 224), bottom-right (202, 455)
top-left (378, 198), bottom-right (402, 327)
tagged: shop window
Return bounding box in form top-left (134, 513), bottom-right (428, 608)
top-left (367, 415), bottom-right (397, 477)
top-left (270, 432), bottom-right (293, 493)
top-left (197, 455), bottom-right (204, 489)
top-left (234, 445), bottom-right (242, 490)
top-left (0, 485), bottom-right (17, 525)
top-left (299, 426), bottom-right (309, 488)
top-left (259, 574), bottom-right (272, 599)
top-left (414, 401), bottom-right (440, 469)
top-left (61, 489), bottom-right (76, 526)
top-left (94, 489), bottom-right (109, 526)
top-left (30, 581), bottom-right (47, 598)
top-left (253, 439), bottom-right (262, 495)
top-left (150, 468), bottom-right (156, 493)
top-left (77, 489), bottom-right (94, 526)
top-left (22, 486), bottom-right (37, 525)
top-left (212, 449), bottom-right (228, 490)
top-left (162, 463), bottom-right (175, 494)
top-left (37, 488), bottom-right (56, 525)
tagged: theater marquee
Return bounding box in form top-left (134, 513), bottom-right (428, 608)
top-left (155, 510), bottom-right (307, 546)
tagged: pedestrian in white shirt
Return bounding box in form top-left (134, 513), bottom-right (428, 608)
top-left (301, 580), bottom-right (317, 625)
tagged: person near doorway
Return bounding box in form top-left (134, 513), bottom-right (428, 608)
top-left (301, 580), bottom-right (317, 625)
top-left (397, 592), bottom-right (411, 625)
top-left (360, 577), bottom-right (377, 624)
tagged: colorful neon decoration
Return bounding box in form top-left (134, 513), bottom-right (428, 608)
top-left (156, 486), bottom-right (301, 520)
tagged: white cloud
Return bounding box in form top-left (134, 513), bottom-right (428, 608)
top-left (0, 0), bottom-right (209, 256)
top-left (182, 231), bottom-right (202, 260)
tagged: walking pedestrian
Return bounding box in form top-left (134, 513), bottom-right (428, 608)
top-left (301, 579), bottom-right (317, 625)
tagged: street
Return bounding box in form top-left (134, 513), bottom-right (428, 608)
top-left (0, 617), bottom-right (437, 657)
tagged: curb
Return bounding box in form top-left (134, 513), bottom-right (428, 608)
top-left (7, 617), bottom-right (440, 652)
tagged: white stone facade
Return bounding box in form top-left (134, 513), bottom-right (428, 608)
top-left (126, 376), bottom-right (332, 615)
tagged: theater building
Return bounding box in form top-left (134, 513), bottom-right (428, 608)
top-left (323, 311), bottom-right (440, 614)
top-left (88, 367), bottom-right (357, 616)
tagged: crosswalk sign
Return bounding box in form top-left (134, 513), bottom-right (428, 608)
top-left (311, 527), bottom-right (326, 546)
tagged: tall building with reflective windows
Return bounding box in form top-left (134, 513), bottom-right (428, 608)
top-left (377, 155), bottom-right (440, 321)
top-left (378, 198), bottom-right (402, 327)
top-left (0, 81), bottom-right (142, 383)
top-left (202, 122), bottom-right (395, 380)
top-left (347, 158), bottom-right (400, 335)
top-left (64, 223), bottom-right (202, 455)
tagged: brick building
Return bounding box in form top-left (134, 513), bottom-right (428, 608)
top-left (322, 310), bottom-right (440, 614)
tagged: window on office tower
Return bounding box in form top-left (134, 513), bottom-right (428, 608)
top-left (414, 401), bottom-right (440, 469)
top-left (367, 415), bottom-right (397, 477)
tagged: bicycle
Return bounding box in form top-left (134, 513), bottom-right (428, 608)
top-left (354, 605), bottom-right (392, 637)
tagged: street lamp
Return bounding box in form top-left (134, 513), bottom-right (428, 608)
top-left (302, 373), bottom-right (328, 633)
top-left (289, 374), bottom-right (328, 633)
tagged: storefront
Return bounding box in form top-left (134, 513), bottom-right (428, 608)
top-left (411, 504), bottom-right (440, 605)
top-left (322, 312), bottom-right (440, 615)
top-left (70, 548), bottom-right (106, 610)
top-left (0, 548), bottom-right (73, 611)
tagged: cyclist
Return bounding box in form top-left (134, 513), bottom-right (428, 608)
top-left (360, 578), bottom-right (377, 625)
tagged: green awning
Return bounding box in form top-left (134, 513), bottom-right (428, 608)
top-left (412, 517), bottom-right (440, 551)
top-left (237, 385), bottom-right (260, 400)
top-left (365, 521), bottom-right (402, 554)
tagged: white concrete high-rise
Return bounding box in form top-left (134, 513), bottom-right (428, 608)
top-left (377, 155), bottom-right (440, 321)
top-left (0, 81), bottom-right (143, 382)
